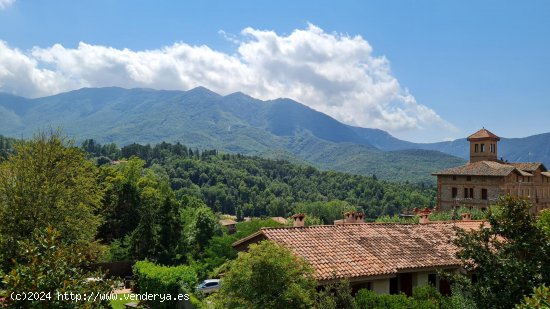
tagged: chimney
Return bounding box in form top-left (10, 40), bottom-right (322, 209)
top-left (418, 208), bottom-right (431, 224)
top-left (344, 211), bottom-right (356, 224)
top-left (461, 213), bottom-right (472, 221)
top-left (292, 213), bottom-right (305, 227)
top-left (354, 212), bottom-right (365, 224)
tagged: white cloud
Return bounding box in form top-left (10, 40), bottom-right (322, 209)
top-left (0, 24), bottom-right (454, 134)
top-left (0, 0), bottom-right (15, 10)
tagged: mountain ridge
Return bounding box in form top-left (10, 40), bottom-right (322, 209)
top-left (1, 87), bottom-right (547, 182)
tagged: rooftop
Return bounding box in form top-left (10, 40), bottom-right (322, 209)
top-left (233, 221), bottom-right (486, 282)
top-left (467, 128), bottom-right (500, 141)
top-left (433, 160), bottom-right (547, 177)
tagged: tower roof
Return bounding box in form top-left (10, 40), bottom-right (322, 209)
top-left (467, 128), bottom-right (500, 141)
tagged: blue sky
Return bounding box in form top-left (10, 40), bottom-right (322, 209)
top-left (0, 0), bottom-right (549, 142)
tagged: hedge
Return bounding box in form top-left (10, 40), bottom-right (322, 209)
top-left (133, 260), bottom-right (198, 309)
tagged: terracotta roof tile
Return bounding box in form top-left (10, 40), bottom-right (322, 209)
top-left (233, 221), bottom-right (486, 281)
top-left (433, 160), bottom-right (545, 177)
top-left (467, 128), bottom-right (500, 141)
top-left (509, 162), bottom-right (546, 172)
top-left (433, 161), bottom-right (515, 176)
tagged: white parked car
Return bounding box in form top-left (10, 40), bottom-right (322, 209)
top-left (195, 279), bottom-right (221, 294)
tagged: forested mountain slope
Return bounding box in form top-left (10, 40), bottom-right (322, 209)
top-left (0, 87), bottom-right (467, 183)
top-left (82, 139), bottom-right (436, 219)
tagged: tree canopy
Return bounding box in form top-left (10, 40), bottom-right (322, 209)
top-left (213, 240), bottom-right (316, 309)
top-left (0, 132), bottom-right (103, 269)
top-left (453, 196), bottom-right (550, 309)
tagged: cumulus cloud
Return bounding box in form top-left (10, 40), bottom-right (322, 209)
top-left (0, 24), bottom-right (454, 133)
top-left (0, 0), bottom-right (15, 10)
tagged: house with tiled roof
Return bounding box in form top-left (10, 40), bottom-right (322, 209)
top-left (234, 214), bottom-right (486, 296)
top-left (433, 128), bottom-right (550, 212)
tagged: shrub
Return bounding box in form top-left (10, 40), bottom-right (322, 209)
top-left (133, 260), bottom-right (198, 309)
top-left (214, 241), bottom-right (316, 309)
top-left (2, 227), bottom-right (112, 308)
top-left (516, 285), bottom-right (550, 309)
top-left (354, 288), bottom-right (440, 309)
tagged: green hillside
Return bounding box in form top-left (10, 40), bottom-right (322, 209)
top-left (0, 87), bottom-right (467, 183)
top-left (83, 139), bottom-right (436, 219)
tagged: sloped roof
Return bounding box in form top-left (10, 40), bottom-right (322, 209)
top-left (542, 172), bottom-right (550, 177)
top-left (233, 221), bottom-right (486, 282)
top-left (509, 162), bottom-right (546, 172)
top-left (433, 160), bottom-right (544, 177)
top-left (467, 128), bottom-right (500, 141)
top-left (219, 219), bottom-right (237, 226)
top-left (433, 160), bottom-right (516, 176)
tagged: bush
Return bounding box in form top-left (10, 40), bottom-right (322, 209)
top-left (133, 260), bottom-right (198, 309)
top-left (2, 227), bottom-right (112, 308)
top-left (412, 284), bottom-right (443, 304)
top-left (315, 280), bottom-right (356, 309)
top-left (214, 241), bottom-right (316, 309)
top-left (516, 285), bottom-right (550, 309)
top-left (354, 288), bottom-right (440, 309)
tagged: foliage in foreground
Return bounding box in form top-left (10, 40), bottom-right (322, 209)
top-left (1, 227), bottom-right (111, 309)
top-left (211, 241), bottom-right (316, 309)
top-left (452, 196), bottom-right (550, 309)
top-left (0, 132), bottom-right (104, 270)
top-left (515, 285), bottom-right (550, 309)
top-left (133, 260), bottom-right (198, 309)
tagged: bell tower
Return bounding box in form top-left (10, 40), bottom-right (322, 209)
top-left (467, 128), bottom-right (500, 163)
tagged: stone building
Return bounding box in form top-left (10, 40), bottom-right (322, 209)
top-left (433, 128), bottom-right (550, 212)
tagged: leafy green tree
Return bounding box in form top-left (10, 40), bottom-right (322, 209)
top-left (213, 241), bottom-right (316, 309)
top-left (536, 209), bottom-right (550, 238)
top-left (0, 132), bottom-right (103, 270)
top-left (156, 196), bottom-right (184, 265)
top-left (130, 186), bottom-right (161, 261)
top-left (453, 196), bottom-right (550, 309)
top-left (2, 227), bottom-right (111, 308)
top-left (315, 280), bottom-right (356, 309)
top-left (515, 285), bottom-right (550, 309)
top-left (187, 206), bottom-right (222, 256)
top-left (97, 164), bottom-right (140, 243)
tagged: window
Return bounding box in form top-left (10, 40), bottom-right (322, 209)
top-left (452, 187), bottom-right (458, 198)
top-left (481, 188), bottom-right (488, 200)
top-left (390, 277), bottom-right (398, 295)
top-left (464, 188), bottom-right (474, 198)
top-left (452, 175), bottom-right (457, 181)
top-left (475, 144), bottom-right (479, 153)
top-left (481, 144), bottom-right (486, 152)
top-left (467, 176), bottom-right (472, 181)
top-left (428, 274), bottom-right (437, 287)
top-left (490, 144), bottom-right (495, 153)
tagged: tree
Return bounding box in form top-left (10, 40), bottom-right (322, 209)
top-left (2, 227), bottom-right (111, 308)
top-left (213, 241), bottom-right (316, 309)
top-left (453, 196), bottom-right (550, 309)
top-left (0, 132), bottom-right (103, 270)
top-left (156, 196), bottom-right (184, 265)
top-left (187, 206), bottom-right (222, 256)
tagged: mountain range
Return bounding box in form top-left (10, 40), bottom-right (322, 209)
top-left (1, 87), bottom-right (548, 183)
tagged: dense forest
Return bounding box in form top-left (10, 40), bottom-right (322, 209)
top-left (1, 134), bottom-right (547, 309)
top-left (81, 138), bottom-right (436, 220)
